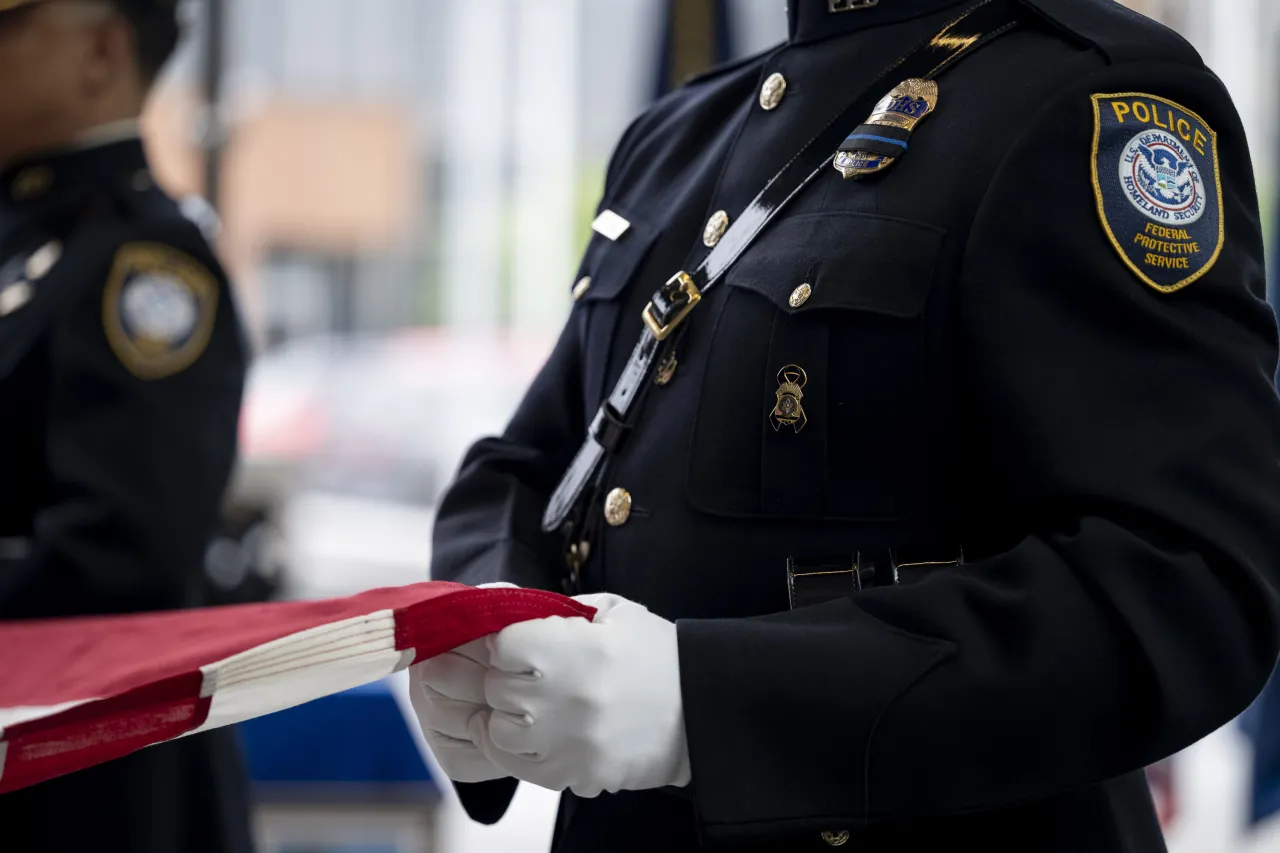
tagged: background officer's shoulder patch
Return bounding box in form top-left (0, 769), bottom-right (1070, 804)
top-left (103, 242), bottom-right (220, 380)
top-left (1090, 92), bottom-right (1224, 294)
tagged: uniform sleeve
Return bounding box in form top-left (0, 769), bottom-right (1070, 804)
top-left (0, 222), bottom-right (246, 618)
top-left (676, 62), bottom-right (1280, 843)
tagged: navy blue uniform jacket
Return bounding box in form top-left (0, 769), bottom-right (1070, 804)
top-left (0, 136), bottom-right (254, 853)
top-left (432, 1), bottom-right (1280, 850)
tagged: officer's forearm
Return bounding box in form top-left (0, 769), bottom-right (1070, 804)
top-left (29, 414), bottom-right (236, 617)
top-left (430, 441), bottom-right (569, 593)
top-left (676, 521), bottom-right (1277, 842)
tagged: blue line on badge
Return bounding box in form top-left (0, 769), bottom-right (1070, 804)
top-left (844, 133), bottom-right (909, 150)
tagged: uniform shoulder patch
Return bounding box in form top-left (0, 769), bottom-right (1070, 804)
top-left (103, 243), bottom-right (220, 380)
top-left (1091, 92), bottom-right (1224, 294)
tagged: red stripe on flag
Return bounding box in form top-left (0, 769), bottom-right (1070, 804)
top-left (2, 677), bottom-right (208, 794)
top-left (396, 587), bottom-right (597, 662)
top-left (0, 584), bottom-right (596, 793)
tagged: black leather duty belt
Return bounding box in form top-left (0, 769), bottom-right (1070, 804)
top-left (543, 0), bottom-right (1025, 594)
top-left (786, 548), bottom-right (964, 610)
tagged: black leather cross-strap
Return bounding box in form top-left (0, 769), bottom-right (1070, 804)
top-left (542, 0), bottom-right (1026, 582)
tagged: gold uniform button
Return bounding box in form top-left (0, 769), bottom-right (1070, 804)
top-left (604, 488), bottom-right (633, 527)
top-left (760, 73), bottom-right (788, 111)
top-left (789, 283), bottom-right (812, 308)
top-left (703, 210), bottom-right (730, 247)
top-left (11, 166), bottom-right (53, 201)
top-left (572, 276), bottom-right (592, 301)
top-left (821, 830), bottom-right (851, 847)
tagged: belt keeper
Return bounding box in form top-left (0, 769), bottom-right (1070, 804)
top-left (590, 405), bottom-right (631, 453)
top-left (787, 548), bottom-right (963, 610)
top-left (787, 556), bottom-right (863, 611)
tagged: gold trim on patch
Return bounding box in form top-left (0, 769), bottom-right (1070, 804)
top-left (1090, 92), bottom-right (1225, 294)
top-left (103, 243), bottom-right (220, 380)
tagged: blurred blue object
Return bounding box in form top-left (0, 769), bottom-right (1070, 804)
top-left (238, 678), bottom-right (438, 796)
top-left (1239, 663), bottom-right (1280, 825)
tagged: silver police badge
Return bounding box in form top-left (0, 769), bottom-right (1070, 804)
top-left (834, 78), bottom-right (939, 179)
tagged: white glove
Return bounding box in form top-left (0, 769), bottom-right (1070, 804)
top-left (408, 582), bottom-right (518, 784)
top-left (472, 593), bottom-right (692, 798)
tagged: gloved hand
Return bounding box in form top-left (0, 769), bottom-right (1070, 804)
top-left (408, 582), bottom-right (517, 784)
top-left (471, 593), bottom-right (691, 798)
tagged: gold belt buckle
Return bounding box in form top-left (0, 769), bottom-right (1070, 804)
top-left (642, 271), bottom-right (702, 341)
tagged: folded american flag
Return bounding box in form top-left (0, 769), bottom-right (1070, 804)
top-left (0, 583), bottom-right (591, 794)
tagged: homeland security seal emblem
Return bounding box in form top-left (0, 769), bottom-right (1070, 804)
top-left (1092, 93), bottom-right (1223, 293)
top-left (1120, 130), bottom-right (1204, 223)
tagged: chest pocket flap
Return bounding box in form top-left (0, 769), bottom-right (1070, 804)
top-left (574, 208), bottom-right (660, 304)
top-left (725, 212), bottom-right (945, 318)
top-left (573, 208), bottom-right (663, 411)
top-left (687, 211), bottom-right (947, 522)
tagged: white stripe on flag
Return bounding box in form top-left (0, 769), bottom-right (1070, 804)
top-left (0, 701), bottom-right (96, 738)
top-left (185, 610), bottom-right (412, 735)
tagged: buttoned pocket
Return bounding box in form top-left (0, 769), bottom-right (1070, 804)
top-left (573, 208), bottom-right (659, 304)
top-left (686, 212), bottom-right (946, 521)
top-left (572, 208), bottom-right (661, 410)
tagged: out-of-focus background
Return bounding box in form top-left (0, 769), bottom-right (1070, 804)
top-left (137, 1), bottom-right (1280, 851)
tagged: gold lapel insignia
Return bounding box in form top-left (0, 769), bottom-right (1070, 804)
top-left (770, 365), bottom-right (809, 433)
top-left (834, 78), bottom-right (939, 179)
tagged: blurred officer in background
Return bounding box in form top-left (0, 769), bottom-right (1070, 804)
top-left (0, 1), bottom-right (253, 851)
top-left (412, 0), bottom-right (1280, 851)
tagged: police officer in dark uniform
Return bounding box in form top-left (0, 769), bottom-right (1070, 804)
top-left (410, 1), bottom-right (1280, 851)
top-left (0, 1), bottom-right (253, 850)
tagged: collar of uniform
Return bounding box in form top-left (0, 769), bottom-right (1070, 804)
top-left (787, 0), bottom-right (974, 44)
top-left (0, 136), bottom-right (149, 216)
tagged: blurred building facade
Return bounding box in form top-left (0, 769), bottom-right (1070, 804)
top-left (137, 0), bottom-right (1279, 352)
top-left (139, 0), bottom-right (786, 352)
